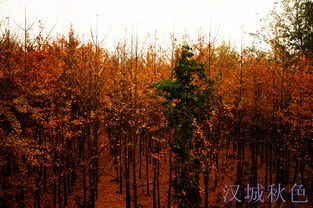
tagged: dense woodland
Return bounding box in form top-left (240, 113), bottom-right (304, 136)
top-left (0, 0), bottom-right (312, 207)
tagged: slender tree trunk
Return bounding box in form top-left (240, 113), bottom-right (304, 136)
top-left (204, 147), bottom-right (209, 208)
top-left (204, 171), bottom-right (209, 208)
top-left (34, 172), bottom-right (41, 208)
top-left (133, 131), bottom-right (138, 208)
top-left (53, 151), bottom-right (57, 208)
top-left (125, 132), bottom-right (131, 208)
top-left (275, 143), bottom-right (281, 185)
top-left (300, 157), bottom-right (305, 186)
top-left (139, 135), bottom-right (142, 179)
top-left (20, 186), bottom-right (25, 208)
top-left (67, 141), bottom-right (71, 195)
top-left (82, 128), bottom-right (87, 207)
top-left (236, 143), bottom-right (242, 208)
top-left (53, 176), bottom-right (57, 208)
top-left (153, 155), bottom-right (157, 208)
top-left (226, 135), bottom-right (231, 161)
top-left (214, 137), bottom-right (219, 188)
top-left (293, 156), bottom-right (298, 184)
top-left (157, 144), bottom-right (161, 208)
top-left (43, 166), bottom-right (47, 192)
top-left (269, 143), bottom-right (273, 186)
top-left (265, 140), bottom-right (269, 189)
top-left (167, 149), bottom-right (172, 208)
top-left (146, 142), bottom-right (150, 196)
top-left (58, 168), bottom-right (62, 208)
top-left (37, 179), bottom-right (41, 208)
top-left (63, 168), bottom-right (68, 206)
top-left (83, 164), bottom-right (87, 206)
top-left (119, 133), bottom-right (123, 193)
top-left (236, 121), bottom-right (243, 208)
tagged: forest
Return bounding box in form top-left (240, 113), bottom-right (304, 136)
top-left (0, 0), bottom-right (312, 207)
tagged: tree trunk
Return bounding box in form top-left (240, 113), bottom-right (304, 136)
top-left (125, 133), bottom-right (131, 208)
top-left (167, 150), bottom-right (172, 208)
top-left (157, 144), bottom-right (161, 208)
top-left (58, 169), bottom-right (62, 208)
top-left (133, 131), bottom-right (138, 208)
top-left (139, 134), bottom-right (142, 179)
top-left (146, 145), bottom-right (150, 196)
top-left (119, 133), bottom-right (123, 193)
top-left (153, 156), bottom-right (157, 208)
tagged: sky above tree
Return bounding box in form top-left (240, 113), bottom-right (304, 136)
top-left (0, 0), bottom-right (274, 50)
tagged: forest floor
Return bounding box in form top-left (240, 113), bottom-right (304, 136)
top-left (21, 131), bottom-right (311, 208)
top-left (91, 131), bottom-right (313, 208)
top-left (92, 132), bottom-right (239, 208)
top-left (95, 132), bottom-right (171, 208)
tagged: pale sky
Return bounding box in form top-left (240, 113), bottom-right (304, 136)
top-left (0, 0), bottom-right (274, 50)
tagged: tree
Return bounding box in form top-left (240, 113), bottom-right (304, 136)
top-left (268, 0), bottom-right (313, 57)
top-left (152, 45), bottom-right (214, 207)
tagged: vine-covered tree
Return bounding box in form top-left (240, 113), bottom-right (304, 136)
top-left (152, 45), bottom-right (214, 208)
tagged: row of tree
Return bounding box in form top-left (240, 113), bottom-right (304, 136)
top-left (0, 0), bottom-right (312, 207)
